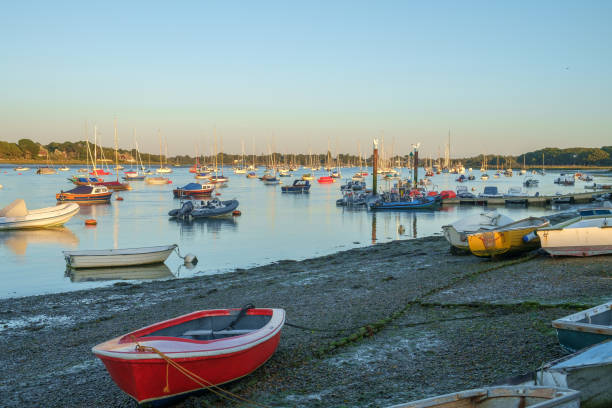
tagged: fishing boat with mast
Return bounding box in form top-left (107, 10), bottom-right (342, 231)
top-left (209, 130), bottom-right (229, 184)
top-left (123, 136), bottom-right (146, 181)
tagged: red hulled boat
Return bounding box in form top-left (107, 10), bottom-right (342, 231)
top-left (173, 183), bottom-right (215, 198)
top-left (317, 176), bottom-right (334, 184)
top-left (92, 307), bottom-right (285, 404)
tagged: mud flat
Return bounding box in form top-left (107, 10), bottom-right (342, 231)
top-left (0, 234), bottom-right (610, 407)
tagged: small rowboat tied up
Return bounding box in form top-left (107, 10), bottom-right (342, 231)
top-left (92, 307), bottom-right (285, 404)
top-left (63, 244), bottom-right (177, 268)
top-left (386, 386), bottom-right (580, 408)
top-left (0, 199), bottom-right (80, 230)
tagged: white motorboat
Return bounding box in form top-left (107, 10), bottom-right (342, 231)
top-left (0, 199), bottom-right (80, 230)
top-left (63, 244), bottom-right (178, 268)
top-left (442, 210), bottom-right (514, 253)
top-left (537, 212), bottom-right (611, 257)
top-left (386, 386), bottom-right (580, 408)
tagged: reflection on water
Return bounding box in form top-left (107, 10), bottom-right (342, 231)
top-left (171, 217), bottom-right (238, 238)
top-left (0, 227), bottom-right (79, 256)
top-left (66, 263), bottom-right (174, 282)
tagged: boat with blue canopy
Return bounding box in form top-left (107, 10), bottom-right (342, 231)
top-left (173, 183), bottom-right (214, 198)
top-left (281, 179), bottom-right (311, 193)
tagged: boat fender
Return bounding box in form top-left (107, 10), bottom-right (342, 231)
top-left (522, 231), bottom-right (538, 243)
top-left (183, 254), bottom-right (198, 265)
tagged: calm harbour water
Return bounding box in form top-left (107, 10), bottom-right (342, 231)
top-left (0, 165), bottom-right (609, 299)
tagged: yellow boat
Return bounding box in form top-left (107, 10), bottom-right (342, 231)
top-left (467, 216), bottom-right (549, 257)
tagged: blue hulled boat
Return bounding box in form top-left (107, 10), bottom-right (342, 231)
top-left (281, 180), bottom-right (311, 193)
top-left (368, 195), bottom-right (439, 211)
top-left (56, 185), bottom-right (112, 204)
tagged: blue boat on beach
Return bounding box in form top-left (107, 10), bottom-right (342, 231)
top-left (552, 301), bottom-right (612, 353)
top-left (281, 179), bottom-right (311, 193)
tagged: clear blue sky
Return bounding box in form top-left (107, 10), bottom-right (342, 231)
top-left (1, 1), bottom-right (611, 157)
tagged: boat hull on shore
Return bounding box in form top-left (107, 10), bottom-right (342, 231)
top-left (552, 301), bottom-right (612, 353)
top-left (92, 308), bottom-right (285, 404)
top-left (386, 386), bottom-right (580, 408)
top-left (537, 215), bottom-right (612, 257)
top-left (467, 217), bottom-right (549, 257)
top-left (63, 244), bottom-right (177, 268)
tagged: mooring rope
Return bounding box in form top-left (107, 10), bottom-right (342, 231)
top-left (133, 341), bottom-right (269, 408)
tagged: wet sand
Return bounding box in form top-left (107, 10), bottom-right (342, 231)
top-left (1, 234), bottom-right (610, 407)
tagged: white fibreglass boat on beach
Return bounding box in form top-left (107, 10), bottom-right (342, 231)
top-left (64, 244), bottom-right (178, 268)
top-left (0, 199), bottom-right (80, 230)
top-left (537, 210), bottom-right (611, 257)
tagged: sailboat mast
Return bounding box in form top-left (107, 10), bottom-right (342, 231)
top-left (114, 119), bottom-right (119, 181)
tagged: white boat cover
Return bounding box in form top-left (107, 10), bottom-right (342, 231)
top-left (449, 210), bottom-right (514, 233)
top-left (0, 199), bottom-right (28, 217)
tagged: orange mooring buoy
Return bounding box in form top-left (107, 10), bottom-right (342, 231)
top-left (232, 210), bottom-right (241, 216)
top-left (116, 197), bottom-right (124, 201)
top-left (85, 219), bottom-right (97, 226)
top-left (215, 192), bottom-right (221, 196)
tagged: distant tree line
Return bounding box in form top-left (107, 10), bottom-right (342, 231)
top-left (0, 139), bottom-right (610, 167)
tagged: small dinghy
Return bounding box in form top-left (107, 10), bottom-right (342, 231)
top-left (531, 340), bottom-right (612, 408)
top-left (386, 386), bottom-right (580, 408)
top-left (552, 301), bottom-right (612, 353)
top-left (93, 307), bottom-right (285, 404)
top-left (0, 199), bottom-right (80, 230)
top-left (442, 210), bottom-right (514, 253)
top-left (467, 217), bottom-right (549, 257)
top-left (145, 176), bottom-right (171, 185)
top-left (64, 244), bottom-right (177, 268)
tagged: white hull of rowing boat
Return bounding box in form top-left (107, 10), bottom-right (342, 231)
top-left (0, 203), bottom-right (80, 230)
top-left (537, 220), bottom-right (611, 257)
top-left (64, 244), bottom-right (177, 268)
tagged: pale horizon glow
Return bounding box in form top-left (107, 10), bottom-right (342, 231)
top-left (1, 1), bottom-right (611, 158)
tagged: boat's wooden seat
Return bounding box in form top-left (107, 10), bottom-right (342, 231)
top-left (182, 329), bottom-right (253, 339)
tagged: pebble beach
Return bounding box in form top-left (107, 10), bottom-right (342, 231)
top-left (1, 232), bottom-right (610, 407)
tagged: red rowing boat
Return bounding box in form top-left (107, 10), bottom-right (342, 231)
top-left (93, 307), bottom-right (285, 404)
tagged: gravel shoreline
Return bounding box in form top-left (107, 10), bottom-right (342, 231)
top-left (1, 234), bottom-right (610, 407)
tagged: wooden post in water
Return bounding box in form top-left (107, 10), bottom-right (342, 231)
top-left (413, 148), bottom-right (419, 188)
top-left (372, 139), bottom-right (378, 195)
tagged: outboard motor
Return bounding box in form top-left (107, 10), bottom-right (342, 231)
top-left (178, 200), bottom-right (194, 218)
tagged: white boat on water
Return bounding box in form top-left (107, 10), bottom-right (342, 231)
top-left (386, 386), bottom-right (580, 408)
top-left (145, 176), bottom-right (171, 185)
top-left (63, 244), bottom-right (178, 269)
top-left (442, 210), bottom-right (514, 253)
top-left (14, 166), bottom-right (30, 171)
top-left (0, 199), bottom-right (80, 230)
top-left (537, 210), bottom-right (611, 257)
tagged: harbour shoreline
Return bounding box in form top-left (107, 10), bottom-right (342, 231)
top-left (1, 234), bottom-right (611, 407)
